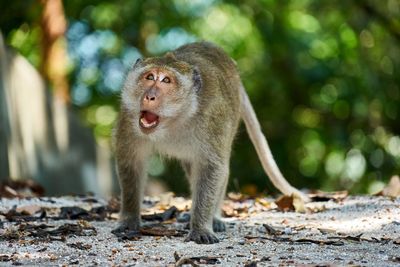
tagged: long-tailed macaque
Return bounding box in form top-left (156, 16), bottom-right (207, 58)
top-left (114, 42), bottom-right (307, 244)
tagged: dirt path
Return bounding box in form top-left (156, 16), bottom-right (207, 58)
top-left (0, 195), bottom-right (399, 266)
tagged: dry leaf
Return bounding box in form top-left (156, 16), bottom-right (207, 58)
top-left (222, 204), bottom-right (236, 217)
top-left (255, 198), bottom-right (273, 209)
top-left (306, 203), bottom-right (327, 213)
top-left (168, 197), bottom-right (191, 211)
top-left (16, 205), bottom-right (42, 215)
top-left (141, 206), bottom-right (178, 221)
top-left (0, 179), bottom-right (45, 198)
top-left (376, 176), bottom-right (400, 197)
top-left (140, 226), bottom-right (186, 237)
top-left (275, 193), bottom-right (305, 213)
top-left (241, 184), bottom-right (258, 197)
top-left (227, 192), bottom-right (247, 201)
top-left (275, 195), bottom-right (294, 212)
top-left (308, 190), bottom-right (348, 202)
top-left (263, 224), bottom-right (283, 235)
top-left (158, 192), bottom-right (175, 206)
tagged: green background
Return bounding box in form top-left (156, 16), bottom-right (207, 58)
top-left (1, 0), bottom-right (399, 195)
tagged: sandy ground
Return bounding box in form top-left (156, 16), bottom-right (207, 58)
top-left (0, 195), bottom-right (399, 266)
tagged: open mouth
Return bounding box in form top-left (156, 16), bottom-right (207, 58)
top-left (139, 111), bottom-right (160, 130)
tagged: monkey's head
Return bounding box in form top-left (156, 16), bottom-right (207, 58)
top-left (121, 53), bottom-right (202, 139)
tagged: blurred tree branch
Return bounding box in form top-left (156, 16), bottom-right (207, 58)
top-left (40, 0), bottom-right (69, 103)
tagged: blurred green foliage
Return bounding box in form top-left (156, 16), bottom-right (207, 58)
top-left (1, 0), bottom-right (399, 195)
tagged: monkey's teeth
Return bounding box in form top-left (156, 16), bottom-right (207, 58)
top-left (140, 117), bottom-right (157, 128)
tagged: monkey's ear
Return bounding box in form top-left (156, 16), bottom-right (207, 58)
top-left (133, 58), bottom-right (142, 68)
top-left (165, 52), bottom-right (177, 60)
top-left (192, 67), bottom-right (202, 93)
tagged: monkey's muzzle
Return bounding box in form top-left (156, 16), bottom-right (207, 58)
top-left (139, 111), bottom-right (159, 130)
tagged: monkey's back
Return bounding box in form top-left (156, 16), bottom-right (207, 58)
top-left (173, 42), bottom-right (242, 152)
top-left (174, 42), bottom-right (237, 74)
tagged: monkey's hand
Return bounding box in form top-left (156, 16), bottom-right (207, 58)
top-left (185, 229), bottom-right (219, 244)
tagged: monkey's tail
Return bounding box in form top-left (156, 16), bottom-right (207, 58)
top-left (239, 85), bottom-right (310, 202)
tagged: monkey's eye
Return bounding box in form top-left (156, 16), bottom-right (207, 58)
top-left (146, 74), bottom-right (155, 80)
top-left (162, 77), bottom-right (170, 83)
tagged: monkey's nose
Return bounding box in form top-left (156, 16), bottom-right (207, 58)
top-left (144, 88), bottom-right (158, 102)
top-left (142, 89), bottom-right (160, 110)
top-left (145, 95), bottom-right (156, 101)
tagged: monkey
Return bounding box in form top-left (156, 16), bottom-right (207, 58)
top-left (113, 42), bottom-right (308, 244)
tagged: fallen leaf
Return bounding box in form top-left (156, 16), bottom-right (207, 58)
top-left (275, 194), bottom-right (305, 213)
top-left (308, 190), bottom-right (348, 202)
top-left (263, 224), bottom-right (283, 235)
top-left (26, 222), bottom-right (96, 240)
top-left (318, 228), bottom-right (337, 234)
top-left (106, 197), bottom-right (121, 213)
top-left (222, 204), bottom-right (236, 217)
top-left (376, 175), bottom-right (400, 197)
top-left (0, 179), bottom-right (45, 198)
top-left (0, 255), bottom-right (11, 262)
top-left (306, 203), bottom-right (327, 213)
top-left (244, 261), bottom-right (257, 267)
top-left (168, 197), bottom-right (191, 211)
top-left (275, 195), bottom-right (294, 212)
top-left (389, 256), bottom-right (400, 263)
top-left (227, 192), bottom-right (248, 201)
top-left (158, 192), bottom-right (175, 206)
top-left (111, 229), bottom-right (141, 241)
top-left (244, 235), bottom-right (344, 246)
top-left (343, 233), bottom-right (363, 242)
top-left (241, 184), bottom-right (258, 197)
top-left (16, 205), bottom-right (42, 216)
top-left (142, 206), bottom-right (178, 221)
top-left (58, 206), bottom-right (90, 220)
top-left (68, 242), bottom-right (92, 250)
top-left (1, 206), bottom-right (45, 222)
top-left (255, 198), bottom-right (274, 209)
top-left (174, 251), bottom-right (221, 266)
top-left (222, 201), bottom-right (249, 218)
top-left (140, 226), bottom-right (186, 237)
top-left (174, 252), bottom-right (199, 267)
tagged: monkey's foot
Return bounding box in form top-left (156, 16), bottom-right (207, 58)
top-left (111, 220), bottom-right (140, 237)
top-left (185, 229), bottom-right (219, 244)
top-left (212, 218), bottom-right (226, 232)
top-left (177, 212), bottom-right (226, 232)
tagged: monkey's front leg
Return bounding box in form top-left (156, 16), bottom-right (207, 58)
top-left (113, 158), bottom-right (147, 234)
top-left (185, 160), bottom-right (227, 244)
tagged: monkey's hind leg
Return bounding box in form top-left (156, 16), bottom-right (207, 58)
top-left (212, 173), bottom-right (229, 232)
top-left (177, 213), bottom-right (226, 232)
top-left (185, 159), bottom-right (228, 244)
top-left (180, 161), bottom-right (226, 233)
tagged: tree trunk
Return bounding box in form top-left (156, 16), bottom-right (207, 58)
top-left (40, 0), bottom-right (69, 103)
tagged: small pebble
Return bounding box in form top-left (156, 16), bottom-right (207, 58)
top-left (284, 227), bottom-right (292, 235)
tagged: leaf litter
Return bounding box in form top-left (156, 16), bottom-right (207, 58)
top-left (0, 185), bottom-right (399, 266)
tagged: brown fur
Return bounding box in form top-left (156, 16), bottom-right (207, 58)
top-left (114, 42), bottom-right (305, 244)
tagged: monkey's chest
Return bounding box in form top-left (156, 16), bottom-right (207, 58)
top-left (153, 141), bottom-right (198, 161)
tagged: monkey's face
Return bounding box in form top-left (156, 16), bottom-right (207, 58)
top-left (137, 68), bottom-right (179, 131)
top-left (122, 58), bottom-right (201, 139)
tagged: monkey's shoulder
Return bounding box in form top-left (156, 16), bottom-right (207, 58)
top-left (173, 42), bottom-right (237, 72)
